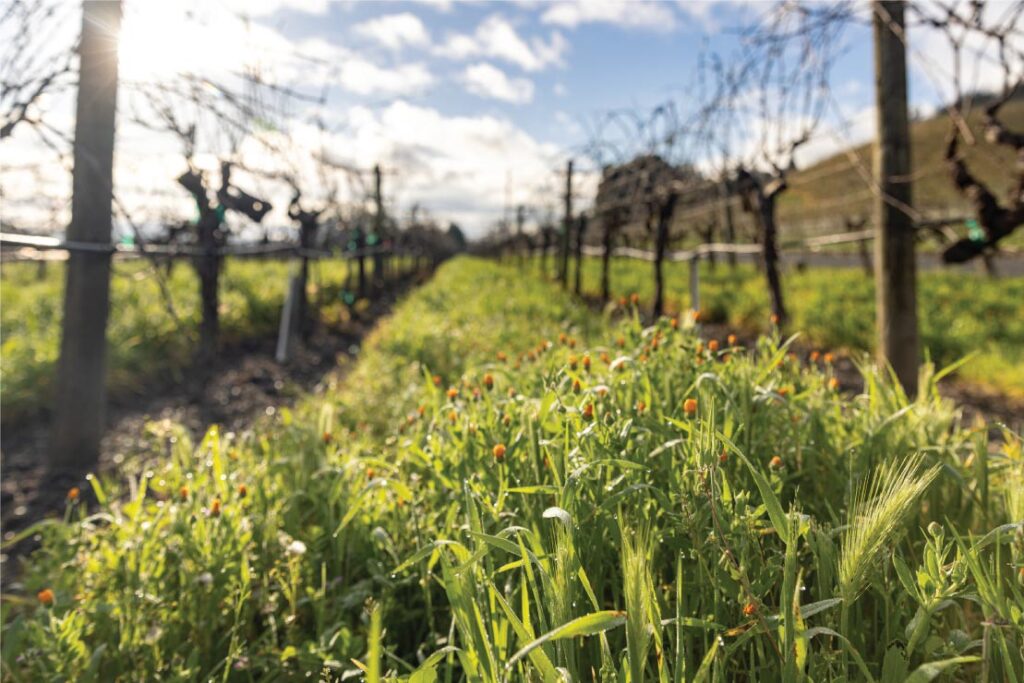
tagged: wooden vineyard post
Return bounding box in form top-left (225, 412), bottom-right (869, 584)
top-left (872, 0), bottom-right (919, 396)
top-left (559, 159), bottom-right (573, 287)
top-left (51, 0), bottom-right (121, 471)
top-left (601, 218), bottom-right (614, 301)
top-left (652, 195), bottom-right (678, 318)
top-left (516, 205), bottom-right (526, 266)
top-left (373, 164), bottom-right (385, 286)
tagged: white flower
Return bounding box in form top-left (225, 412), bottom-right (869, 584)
top-left (286, 540), bottom-right (307, 556)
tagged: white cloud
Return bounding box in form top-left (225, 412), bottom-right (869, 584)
top-left (337, 59), bottom-right (434, 96)
top-left (404, 0), bottom-right (453, 11)
top-left (463, 63), bottom-right (535, 104)
top-left (353, 13), bottom-right (430, 51)
top-left (220, 0), bottom-right (329, 16)
top-left (329, 101), bottom-right (561, 235)
top-left (436, 15), bottom-right (567, 72)
top-left (540, 1), bottom-right (677, 31)
top-left (676, 1), bottom-right (718, 31)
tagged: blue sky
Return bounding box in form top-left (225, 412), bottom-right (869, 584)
top-left (2, 0), bottom-right (1014, 237)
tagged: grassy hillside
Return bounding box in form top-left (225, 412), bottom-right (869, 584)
top-left (779, 101), bottom-right (1024, 236)
top-left (4, 257), bottom-right (1021, 681)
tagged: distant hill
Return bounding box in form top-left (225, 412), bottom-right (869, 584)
top-left (777, 100), bottom-right (1023, 239)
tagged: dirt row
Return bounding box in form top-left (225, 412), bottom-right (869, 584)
top-left (0, 269), bottom-right (432, 588)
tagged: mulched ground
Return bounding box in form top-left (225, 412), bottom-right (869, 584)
top-left (0, 269), bottom-right (432, 589)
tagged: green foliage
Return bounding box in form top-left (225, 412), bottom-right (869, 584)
top-left (0, 258), bottom-right (358, 423)
top-left (3, 257), bottom-right (1022, 681)
top-left (573, 258), bottom-right (1024, 396)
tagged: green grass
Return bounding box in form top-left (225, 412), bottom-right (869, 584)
top-left (570, 257), bottom-right (1024, 397)
top-left (0, 258), bottom-right (366, 424)
top-left (3, 257), bottom-right (1021, 681)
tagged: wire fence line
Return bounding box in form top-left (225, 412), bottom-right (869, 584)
top-left (0, 231), bottom-right (429, 262)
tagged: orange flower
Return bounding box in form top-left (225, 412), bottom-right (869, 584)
top-left (322, 431), bottom-right (332, 444)
top-left (417, 405), bottom-right (426, 416)
top-left (778, 386), bottom-right (791, 397)
top-left (823, 352), bottom-right (835, 364)
top-left (447, 387), bottom-right (459, 399)
top-left (472, 388), bottom-right (482, 401)
top-left (670, 317), bottom-right (679, 329)
top-left (630, 292), bottom-right (639, 305)
top-left (719, 450), bottom-right (728, 464)
top-left (492, 443), bottom-right (506, 462)
top-left (483, 373), bottom-right (494, 390)
top-left (573, 379), bottom-right (582, 394)
top-left (568, 337), bottom-right (577, 349)
top-left (502, 413), bottom-right (512, 426)
top-left (37, 588), bottom-right (54, 606)
top-left (237, 483), bottom-right (247, 498)
top-left (367, 468), bottom-right (375, 480)
top-left (582, 403), bottom-right (594, 420)
top-left (769, 456), bottom-right (783, 470)
top-left (639, 353), bottom-right (648, 363)
top-left (708, 340), bottom-right (719, 352)
top-left (809, 351), bottom-right (820, 363)
top-left (616, 336), bottom-right (625, 348)
top-left (179, 486), bottom-right (189, 500)
top-left (650, 337), bottom-right (659, 351)
top-left (599, 352), bottom-right (610, 364)
top-left (497, 351), bottom-right (508, 362)
top-left (209, 499), bottom-right (221, 517)
top-left (683, 398), bottom-right (698, 416)
top-left (568, 355), bottom-right (578, 370)
top-left (67, 487), bottom-right (80, 502)
top-left (507, 387), bottom-right (517, 398)
top-left (432, 375), bottom-right (442, 386)
top-left (448, 410), bottom-right (457, 424)
top-left (558, 332), bottom-right (568, 344)
top-left (743, 602), bottom-right (757, 617)
top-left (727, 334), bottom-right (737, 346)
top-left (691, 309), bottom-right (702, 323)
top-left (635, 400), bottom-right (646, 413)
top-left (828, 377), bottom-right (840, 391)
top-left (770, 313), bottom-right (780, 325)
top-left (619, 296), bottom-right (627, 307)
top-left (582, 354), bottom-right (591, 371)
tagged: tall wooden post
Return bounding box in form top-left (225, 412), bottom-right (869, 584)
top-left (51, 0), bottom-right (121, 471)
top-left (652, 195), bottom-right (678, 317)
top-left (373, 164), bottom-right (385, 285)
top-left (516, 204), bottom-right (525, 265)
top-left (559, 160), bottom-right (573, 286)
top-left (873, 0), bottom-right (918, 395)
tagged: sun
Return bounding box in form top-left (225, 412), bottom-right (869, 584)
top-left (117, 2), bottom-right (249, 83)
